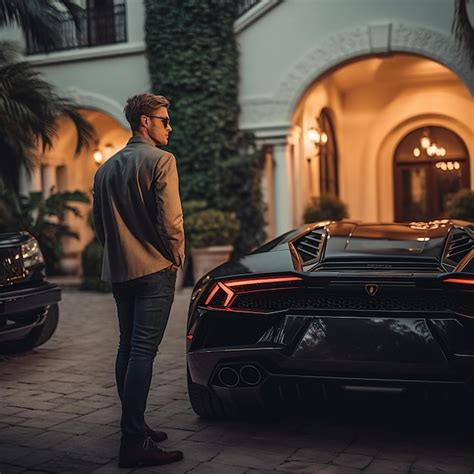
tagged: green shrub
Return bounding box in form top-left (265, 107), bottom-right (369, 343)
top-left (0, 189), bottom-right (89, 274)
top-left (182, 200), bottom-right (208, 218)
top-left (219, 133), bottom-right (267, 256)
top-left (186, 209), bottom-right (240, 248)
top-left (145, 1), bottom-right (266, 255)
top-left (145, 0), bottom-right (239, 207)
top-left (444, 189), bottom-right (474, 221)
top-left (303, 194), bottom-right (348, 223)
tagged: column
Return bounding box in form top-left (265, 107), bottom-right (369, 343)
top-left (18, 165), bottom-right (30, 196)
top-left (273, 140), bottom-right (293, 235)
top-left (42, 164), bottom-right (57, 198)
top-left (30, 166), bottom-right (42, 193)
top-left (289, 126), bottom-right (301, 227)
top-left (260, 147), bottom-right (274, 239)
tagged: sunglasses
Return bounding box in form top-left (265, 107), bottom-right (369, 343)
top-left (147, 115), bottom-right (171, 128)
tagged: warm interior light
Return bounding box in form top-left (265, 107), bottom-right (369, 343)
top-left (427, 144), bottom-right (437, 156)
top-left (413, 147), bottom-right (421, 157)
top-left (93, 150), bottom-right (103, 164)
top-left (307, 128), bottom-right (320, 143)
top-left (420, 136), bottom-right (431, 149)
top-left (320, 132), bottom-right (328, 144)
top-left (436, 161), bottom-right (460, 172)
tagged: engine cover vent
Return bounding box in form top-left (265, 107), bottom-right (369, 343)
top-left (445, 230), bottom-right (474, 265)
top-left (292, 228), bottom-right (325, 264)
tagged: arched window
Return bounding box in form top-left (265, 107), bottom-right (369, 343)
top-left (394, 126), bottom-right (470, 222)
top-left (319, 108), bottom-right (339, 196)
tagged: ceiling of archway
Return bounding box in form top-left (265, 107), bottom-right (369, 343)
top-left (328, 54), bottom-right (466, 96)
top-left (81, 108), bottom-right (130, 153)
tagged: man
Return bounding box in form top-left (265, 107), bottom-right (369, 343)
top-left (93, 93), bottom-right (185, 468)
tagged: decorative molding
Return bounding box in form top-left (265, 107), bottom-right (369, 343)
top-left (369, 23), bottom-right (392, 52)
top-left (390, 23), bottom-right (472, 93)
top-left (251, 123), bottom-right (293, 146)
top-left (27, 42), bottom-right (146, 66)
top-left (288, 125), bottom-right (302, 144)
top-left (240, 97), bottom-right (289, 130)
top-left (240, 23), bottom-right (474, 137)
top-left (234, 0), bottom-right (282, 34)
top-left (64, 87), bottom-right (129, 128)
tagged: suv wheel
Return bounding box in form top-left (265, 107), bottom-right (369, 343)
top-left (1, 304), bottom-right (59, 353)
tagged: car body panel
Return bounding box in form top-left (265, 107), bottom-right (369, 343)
top-left (0, 232), bottom-right (61, 347)
top-left (186, 220), bottom-right (474, 414)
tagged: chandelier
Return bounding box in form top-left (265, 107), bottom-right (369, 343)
top-left (412, 129), bottom-right (446, 158)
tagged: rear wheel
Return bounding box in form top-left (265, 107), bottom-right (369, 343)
top-left (0, 304), bottom-right (59, 354)
top-left (187, 370), bottom-right (228, 418)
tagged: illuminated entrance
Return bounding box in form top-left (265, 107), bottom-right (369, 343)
top-left (394, 126), bottom-right (470, 222)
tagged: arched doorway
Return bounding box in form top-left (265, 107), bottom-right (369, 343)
top-left (319, 108), bottom-right (339, 196)
top-left (35, 108), bottom-right (130, 274)
top-left (393, 126), bottom-right (470, 222)
top-left (289, 53), bottom-right (473, 225)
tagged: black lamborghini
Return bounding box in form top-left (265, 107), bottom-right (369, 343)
top-left (186, 220), bottom-right (474, 417)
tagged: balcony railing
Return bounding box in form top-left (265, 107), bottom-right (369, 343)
top-left (26, 2), bottom-right (127, 55)
top-left (236, 0), bottom-right (261, 18)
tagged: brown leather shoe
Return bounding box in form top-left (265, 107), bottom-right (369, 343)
top-left (119, 437), bottom-right (183, 468)
top-left (145, 424), bottom-right (167, 443)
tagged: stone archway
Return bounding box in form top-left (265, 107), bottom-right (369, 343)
top-left (31, 103), bottom-right (131, 275)
top-left (64, 87), bottom-right (129, 129)
top-left (240, 23), bottom-right (473, 131)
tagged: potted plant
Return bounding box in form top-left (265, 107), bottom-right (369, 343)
top-left (185, 206), bottom-right (240, 282)
top-left (444, 189), bottom-right (474, 221)
top-left (303, 194), bottom-right (348, 223)
top-left (0, 189), bottom-right (89, 275)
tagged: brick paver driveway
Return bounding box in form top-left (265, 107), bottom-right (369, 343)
top-left (1, 288), bottom-right (474, 473)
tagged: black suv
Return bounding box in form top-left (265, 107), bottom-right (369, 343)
top-left (0, 232), bottom-right (61, 352)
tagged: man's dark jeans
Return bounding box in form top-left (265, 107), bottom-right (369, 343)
top-left (112, 267), bottom-right (177, 440)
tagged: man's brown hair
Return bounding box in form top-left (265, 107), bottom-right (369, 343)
top-left (124, 93), bottom-right (170, 131)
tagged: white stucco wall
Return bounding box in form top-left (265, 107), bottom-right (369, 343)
top-left (237, 0), bottom-right (473, 132)
top-left (10, 0), bottom-right (149, 121)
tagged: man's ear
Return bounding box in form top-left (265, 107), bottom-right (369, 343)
top-left (139, 114), bottom-right (148, 128)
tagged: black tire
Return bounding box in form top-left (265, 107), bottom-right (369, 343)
top-left (0, 304), bottom-right (59, 354)
top-left (29, 303), bottom-right (59, 348)
top-left (187, 370), bottom-right (228, 419)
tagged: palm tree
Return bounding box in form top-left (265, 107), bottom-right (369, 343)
top-left (0, 0), bottom-right (84, 53)
top-left (0, 1), bottom-right (94, 191)
top-left (0, 42), bottom-right (94, 191)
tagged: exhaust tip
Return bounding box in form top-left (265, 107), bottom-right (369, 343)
top-left (217, 367), bottom-right (239, 388)
top-left (239, 364), bottom-right (262, 386)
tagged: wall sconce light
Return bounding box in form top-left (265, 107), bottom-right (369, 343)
top-left (307, 119), bottom-right (328, 157)
top-left (93, 149), bottom-right (103, 165)
top-left (93, 142), bottom-right (115, 166)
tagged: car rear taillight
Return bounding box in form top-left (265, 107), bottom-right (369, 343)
top-left (203, 275), bottom-right (304, 309)
top-left (443, 276), bottom-right (474, 286)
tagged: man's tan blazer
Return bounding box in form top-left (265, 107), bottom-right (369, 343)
top-left (92, 135), bottom-right (185, 283)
